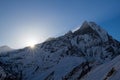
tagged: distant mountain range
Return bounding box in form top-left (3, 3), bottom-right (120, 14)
top-left (0, 45), bottom-right (13, 53)
top-left (0, 21), bottom-right (120, 80)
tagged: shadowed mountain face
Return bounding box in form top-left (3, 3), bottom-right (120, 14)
top-left (0, 21), bottom-right (120, 80)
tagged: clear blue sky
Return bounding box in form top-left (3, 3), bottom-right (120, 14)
top-left (0, 0), bottom-right (120, 49)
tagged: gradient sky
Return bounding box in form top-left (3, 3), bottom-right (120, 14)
top-left (0, 0), bottom-right (120, 49)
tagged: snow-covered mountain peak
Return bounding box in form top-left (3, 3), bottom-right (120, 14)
top-left (73, 21), bottom-right (109, 42)
top-left (80, 21), bottom-right (101, 31)
top-left (79, 21), bottom-right (90, 30)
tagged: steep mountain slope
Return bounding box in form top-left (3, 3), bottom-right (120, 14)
top-left (0, 21), bottom-right (120, 80)
top-left (83, 55), bottom-right (120, 80)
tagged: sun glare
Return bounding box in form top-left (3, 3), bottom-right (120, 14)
top-left (26, 39), bottom-right (37, 48)
top-left (29, 43), bottom-right (35, 48)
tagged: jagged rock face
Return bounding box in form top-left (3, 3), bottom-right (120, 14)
top-left (0, 21), bottom-right (120, 80)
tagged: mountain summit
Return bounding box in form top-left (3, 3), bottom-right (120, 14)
top-left (0, 21), bottom-right (120, 80)
top-left (74, 21), bottom-right (109, 41)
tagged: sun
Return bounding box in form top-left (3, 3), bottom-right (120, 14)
top-left (29, 43), bottom-right (35, 48)
top-left (26, 39), bottom-right (37, 48)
